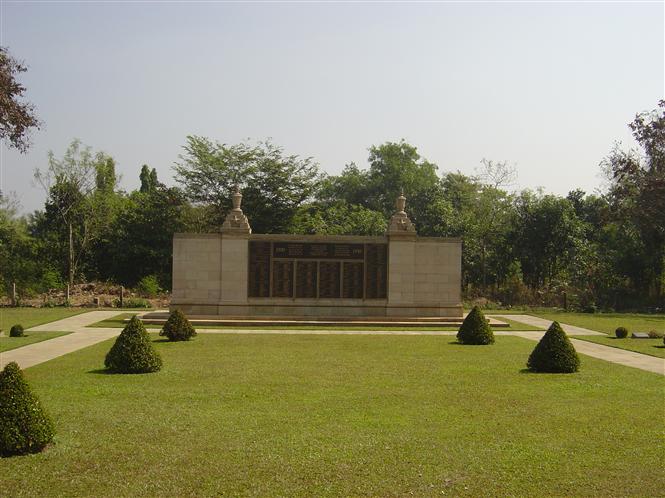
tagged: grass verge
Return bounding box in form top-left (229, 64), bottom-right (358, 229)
top-left (0, 334), bottom-right (662, 497)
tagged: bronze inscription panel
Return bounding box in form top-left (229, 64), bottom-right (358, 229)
top-left (248, 241), bottom-right (387, 299)
top-left (319, 261), bottom-right (341, 298)
top-left (296, 261), bottom-right (318, 298)
top-left (248, 241), bottom-right (271, 297)
top-left (343, 262), bottom-right (364, 299)
top-left (365, 244), bottom-right (388, 299)
top-left (272, 260), bottom-right (293, 298)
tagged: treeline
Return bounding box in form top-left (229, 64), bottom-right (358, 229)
top-left (1, 102), bottom-right (663, 311)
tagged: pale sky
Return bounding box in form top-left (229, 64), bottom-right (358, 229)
top-left (1, 1), bottom-right (663, 213)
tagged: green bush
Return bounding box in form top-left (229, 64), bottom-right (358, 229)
top-left (160, 308), bottom-right (197, 342)
top-left (0, 362), bottom-right (55, 457)
top-left (457, 306), bottom-right (495, 345)
top-left (113, 297), bottom-right (151, 309)
top-left (104, 316), bottom-right (162, 374)
top-left (9, 325), bottom-right (24, 338)
top-left (615, 326), bottom-right (628, 338)
top-left (135, 275), bottom-right (162, 298)
top-left (527, 321), bottom-right (580, 373)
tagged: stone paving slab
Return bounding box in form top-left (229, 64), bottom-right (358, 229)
top-left (489, 314), bottom-right (606, 335)
top-left (511, 332), bottom-right (665, 376)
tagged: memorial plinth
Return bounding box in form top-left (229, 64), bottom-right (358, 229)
top-left (171, 192), bottom-right (463, 318)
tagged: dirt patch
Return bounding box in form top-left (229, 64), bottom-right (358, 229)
top-left (1, 282), bottom-right (170, 309)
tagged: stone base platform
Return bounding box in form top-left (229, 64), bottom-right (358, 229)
top-left (136, 311), bottom-right (509, 328)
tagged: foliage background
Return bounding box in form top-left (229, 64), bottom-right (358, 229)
top-left (1, 103), bottom-right (663, 311)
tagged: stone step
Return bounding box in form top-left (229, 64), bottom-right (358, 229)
top-left (135, 312), bottom-right (509, 328)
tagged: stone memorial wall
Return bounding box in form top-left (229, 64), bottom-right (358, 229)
top-left (171, 190), bottom-right (462, 318)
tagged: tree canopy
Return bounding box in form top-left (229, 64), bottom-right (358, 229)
top-left (0, 47), bottom-right (40, 153)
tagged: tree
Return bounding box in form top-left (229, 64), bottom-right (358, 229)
top-left (319, 141), bottom-right (450, 235)
top-left (0, 362), bottom-right (55, 457)
top-left (95, 157), bottom-right (118, 194)
top-left (603, 101), bottom-right (665, 303)
top-left (527, 321), bottom-right (580, 373)
top-left (95, 182), bottom-right (186, 288)
top-left (139, 164), bottom-right (159, 193)
top-left (0, 47), bottom-right (40, 153)
top-left (175, 137), bottom-right (321, 233)
top-left (0, 192), bottom-right (45, 296)
top-left (34, 140), bottom-right (115, 286)
top-left (439, 170), bottom-right (515, 290)
top-left (290, 201), bottom-right (386, 236)
top-left (508, 191), bottom-right (586, 289)
top-left (365, 141), bottom-right (441, 218)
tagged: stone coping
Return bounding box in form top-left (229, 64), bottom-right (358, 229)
top-left (173, 232), bottom-right (462, 243)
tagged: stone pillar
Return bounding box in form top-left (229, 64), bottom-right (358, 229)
top-left (387, 192), bottom-right (417, 315)
top-left (219, 187), bottom-right (252, 314)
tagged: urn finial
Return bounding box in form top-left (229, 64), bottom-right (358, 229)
top-left (388, 189), bottom-right (416, 236)
top-left (396, 189), bottom-right (406, 214)
top-left (222, 185), bottom-right (251, 234)
top-left (232, 185), bottom-right (242, 211)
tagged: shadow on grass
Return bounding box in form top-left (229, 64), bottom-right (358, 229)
top-left (87, 368), bottom-right (113, 375)
top-left (87, 368), bottom-right (160, 375)
top-left (519, 368), bottom-right (578, 375)
top-left (654, 345), bottom-right (665, 349)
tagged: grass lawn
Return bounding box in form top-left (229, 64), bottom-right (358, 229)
top-left (0, 308), bottom-right (86, 332)
top-left (531, 312), bottom-right (664, 335)
top-left (88, 313), bottom-right (542, 331)
top-left (1, 335), bottom-right (662, 497)
top-left (0, 331), bottom-right (71, 352)
top-left (575, 335), bottom-right (665, 359)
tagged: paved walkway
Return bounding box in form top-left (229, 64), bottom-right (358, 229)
top-left (490, 314), bottom-right (606, 335)
top-left (29, 311), bottom-right (120, 332)
top-left (0, 311), bottom-right (120, 370)
top-left (0, 312), bottom-right (662, 376)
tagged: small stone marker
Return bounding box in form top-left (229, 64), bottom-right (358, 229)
top-left (631, 332), bottom-right (649, 339)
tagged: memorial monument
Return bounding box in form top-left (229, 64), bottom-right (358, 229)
top-left (171, 189), bottom-right (462, 318)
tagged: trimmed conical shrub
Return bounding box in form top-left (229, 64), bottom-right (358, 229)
top-left (527, 321), bottom-right (580, 373)
top-left (0, 362), bottom-right (55, 457)
top-left (457, 306), bottom-right (495, 345)
top-left (160, 309), bottom-right (197, 342)
top-left (9, 324), bottom-right (24, 337)
top-left (104, 316), bottom-right (162, 373)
